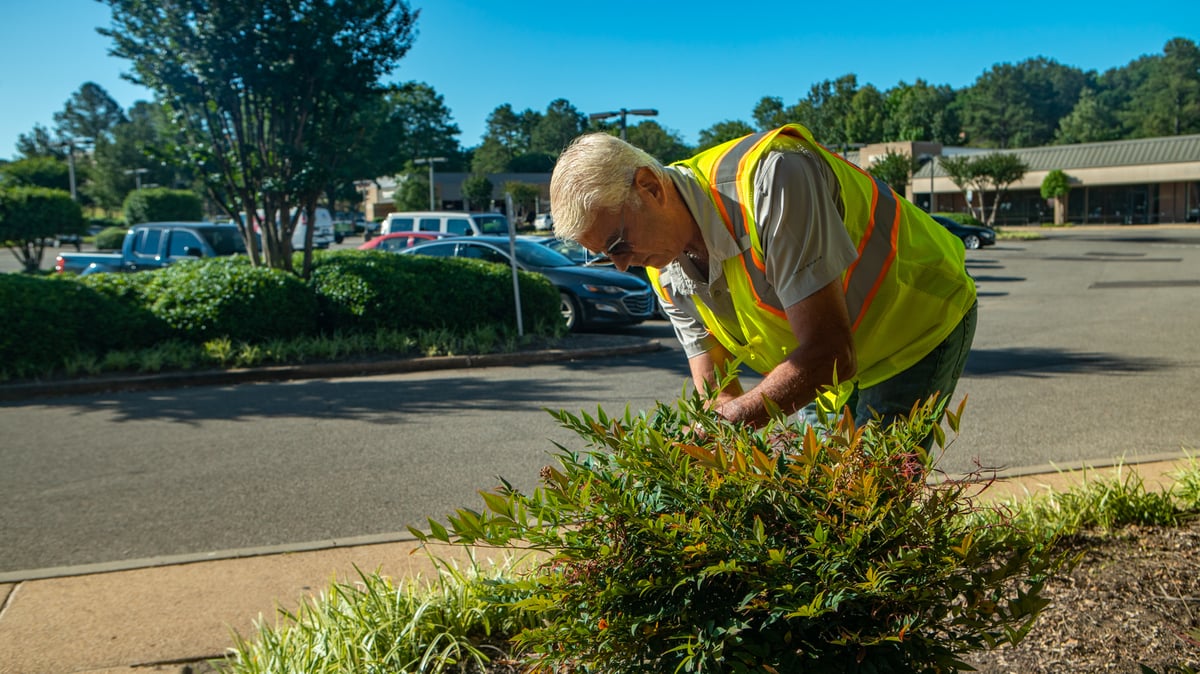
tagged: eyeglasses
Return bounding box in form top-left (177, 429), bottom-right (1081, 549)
top-left (584, 207), bottom-right (631, 267)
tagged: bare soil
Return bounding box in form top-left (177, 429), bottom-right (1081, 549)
top-left (965, 519), bottom-right (1200, 674)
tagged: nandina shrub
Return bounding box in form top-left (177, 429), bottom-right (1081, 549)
top-left (415, 392), bottom-right (1069, 673)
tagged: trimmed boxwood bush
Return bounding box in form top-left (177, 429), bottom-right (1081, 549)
top-left (143, 257), bottom-right (319, 342)
top-left (934, 211), bottom-right (986, 227)
top-left (122, 187), bottom-right (204, 224)
top-left (308, 250), bottom-right (560, 335)
top-left (94, 226), bottom-right (129, 250)
top-left (78, 272), bottom-right (173, 348)
top-left (0, 273), bottom-right (164, 371)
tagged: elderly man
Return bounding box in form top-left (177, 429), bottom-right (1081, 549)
top-left (550, 124), bottom-right (977, 432)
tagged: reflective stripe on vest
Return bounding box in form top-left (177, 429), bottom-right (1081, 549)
top-left (699, 127), bottom-right (899, 331)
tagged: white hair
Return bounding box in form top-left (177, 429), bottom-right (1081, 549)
top-left (550, 133), bottom-right (669, 241)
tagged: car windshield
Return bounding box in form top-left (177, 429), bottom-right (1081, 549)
top-left (199, 228), bottom-right (248, 255)
top-left (512, 240), bottom-right (575, 268)
top-left (474, 214), bottom-right (509, 235)
top-left (541, 238), bottom-right (596, 264)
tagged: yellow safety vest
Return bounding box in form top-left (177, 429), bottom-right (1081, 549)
top-left (648, 124), bottom-right (976, 388)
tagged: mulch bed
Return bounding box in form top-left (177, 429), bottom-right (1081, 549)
top-left (965, 518), bottom-right (1200, 673)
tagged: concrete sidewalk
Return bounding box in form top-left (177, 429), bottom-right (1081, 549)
top-left (2, 455), bottom-right (1193, 674)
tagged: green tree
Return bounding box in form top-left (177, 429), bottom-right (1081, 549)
top-left (845, 84), bottom-right (887, 144)
top-left (697, 120), bottom-right (755, 151)
top-left (504, 181), bottom-right (541, 225)
top-left (1055, 88), bottom-right (1121, 144)
top-left (336, 82), bottom-right (462, 216)
top-left (752, 96), bottom-right (789, 131)
top-left (884, 80), bottom-right (961, 143)
top-left (100, 0), bottom-right (418, 276)
top-left (0, 187), bottom-right (84, 273)
top-left (941, 153), bottom-right (1029, 226)
top-left (867, 150), bottom-right (918, 195)
top-left (14, 124), bottom-right (65, 160)
top-left (393, 163), bottom-right (431, 211)
top-left (472, 104), bottom-right (538, 174)
top-left (791, 74), bottom-right (860, 147)
top-left (1126, 37), bottom-right (1200, 137)
top-left (0, 157), bottom-right (71, 191)
top-left (531, 98), bottom-right (586, 156)
top-left (365, 82), bottom-right (462, 175)
top-left (52, 82), bottom-right (127, 145)
top-left (89, 101), bottom-right (193, 212)
top-left (461, 174), bottom-right (494, 212)
top-left (961, 58), bottom-right (1088, 148)
top-left (624, 121), bottom-right (693, 163)
top-left (1040, 169), bottom-right (1072, 225)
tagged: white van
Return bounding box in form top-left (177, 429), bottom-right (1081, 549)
top-left (291, 207), bottom-right (337, 249)
top-left (243, 207), bottom-right (336, 249)
top-left (380, 211), bottom-right (509, 237)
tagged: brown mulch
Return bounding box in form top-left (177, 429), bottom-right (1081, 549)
top-left (965, 518), bottom-right (1200, 673)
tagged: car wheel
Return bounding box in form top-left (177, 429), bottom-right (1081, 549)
top-left (962, 234), bottom-right (982, 250)
top-left (560, 292), bottom-right (581, 331)
top-left (334, 232), bottom-right (345, 244)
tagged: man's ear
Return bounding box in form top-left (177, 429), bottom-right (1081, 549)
top-left (634, 167), bottom-right (665, 206)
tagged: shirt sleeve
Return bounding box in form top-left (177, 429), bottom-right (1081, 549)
top-left (656, 264), bottom-right (721, 359)
top-left (755, 149), bottom-right (859, 308)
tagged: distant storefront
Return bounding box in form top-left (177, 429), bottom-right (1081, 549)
top-left (862, 134), bottom-right (1200, 226)
top-left (359, 134), bottom-right (1200, 227)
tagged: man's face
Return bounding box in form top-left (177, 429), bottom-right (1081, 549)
top-left (576, 197), bottom-right (684, 271)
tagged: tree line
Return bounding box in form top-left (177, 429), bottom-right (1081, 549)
top-left (1, 0), bottom-right (1195, 275)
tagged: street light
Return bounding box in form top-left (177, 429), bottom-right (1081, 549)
top-left (413, 157), bottom-right (447, 210)
top-left (52, 139), bottom-right (92, 201)
top-left (588, 108), bottom-right (658, 141)
top-left (124, 168), bottom-right (149, 190)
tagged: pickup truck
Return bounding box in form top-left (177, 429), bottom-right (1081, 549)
top-left (55, 222), bottom-right (247, 275)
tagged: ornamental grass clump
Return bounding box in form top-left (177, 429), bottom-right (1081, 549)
top-left (414, 391), bottom-right (1070, 673)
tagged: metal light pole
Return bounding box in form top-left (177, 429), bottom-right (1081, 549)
top-left (52, 139), bottom-right (94, 201)
top-left (414, 157), bottom-right (447, 210)
top-left (124, 167), bottom-right (149, 190)
top-left (588, 108), bottom-right (658, 141)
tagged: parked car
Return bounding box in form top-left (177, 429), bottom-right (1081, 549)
top-left (525, 235), bottom-right (668, 319)
top-left (55, 222), bottom-right (246, 275)
top-left (380, 211), bottom-right (510, 238)
top-left (398, 236), bottom-right (656, 331)
top-left (356, 231), bottom-right (453, 252)
top-left (931, 215), bottom-right (996, 250)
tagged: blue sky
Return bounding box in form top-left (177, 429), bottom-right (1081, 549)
top-left (1, 0), bottom-right (1196, 160)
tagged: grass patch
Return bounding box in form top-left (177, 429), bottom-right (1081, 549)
top-left (0, 325), bottom-right (554, 383)
top-left (223, 557), bottom-right (540, 674)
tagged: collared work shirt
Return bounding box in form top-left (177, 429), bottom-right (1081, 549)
top-left (657, 148), bottom-right (860, 360)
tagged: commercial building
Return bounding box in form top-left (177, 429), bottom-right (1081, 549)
top-left (359, 134), bottom-right (1200, 227)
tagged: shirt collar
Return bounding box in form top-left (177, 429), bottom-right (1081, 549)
top-left (664, 166), bottom-right (746, 283)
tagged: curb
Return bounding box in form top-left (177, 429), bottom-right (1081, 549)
top-left (0, 338), bottom-right (665, 402)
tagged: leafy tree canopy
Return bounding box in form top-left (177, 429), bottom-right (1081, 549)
top-left (0, 187), bottom-right (84, 272)
top-left (99, 0), bottom-right (419, 275)
top-left (697, 120), bottom-right (755, 151)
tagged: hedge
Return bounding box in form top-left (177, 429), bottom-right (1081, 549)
top-left (0, 250), bottom-right (563, 379)
top-left (308, 250), bottom-right (560, 334)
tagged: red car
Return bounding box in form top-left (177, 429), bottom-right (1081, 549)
top-left (357, 231), bottom-right (453, 252)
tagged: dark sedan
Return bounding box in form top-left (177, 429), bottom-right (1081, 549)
top-left (931, 215), bottom-right (996, 250)
top-left (399, 236), bottom-right (656, 331)
top-left (525, 235), bottom-right (668, 319)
